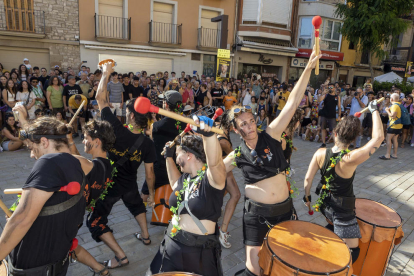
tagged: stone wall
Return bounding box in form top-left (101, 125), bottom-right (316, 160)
top-left (49, 43), bottom-right (81, 70)
top-left (33, 0), bottom-right (80, 42)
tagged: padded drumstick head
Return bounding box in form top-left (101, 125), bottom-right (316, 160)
top-left (354, 112), bottom-right (362, 118)
top-left (60, 182), bottom-right (81, 195)
top-left (312, 16), bottom-right (322, 29)
top-left (134, 97), bottom-right (160, 114)
top-left (69, 238), bottom-right (78, 251)
top-left (309, 210), bottom-right (314, 215)
top-left (212, 108), bottom-right (223, 121)
top-left (184, 123), bottom-right (192, 133)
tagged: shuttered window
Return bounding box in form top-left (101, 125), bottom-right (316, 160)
top-left (201, 9), bottom-right (219, 30)
top-left (4, 0), bottom-right (35, 32)
top-left (153, 2), bottom-right (174, 24)
top-left (242, 0), bottom-right (259, 23)
top-left (98, 0), bottom-right (123, 17)
top-left (261, 0), bottom-right (292, 28)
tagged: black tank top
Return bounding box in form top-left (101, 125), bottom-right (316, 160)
top-left (218, 135), bottom-right (232, 157)
top-left (195, 89), bottom-right (206, 105)
top-left (320, 93), bottom-right (338, 118)
top-left (169, 172), bottom-right (225, 222)
top-left (85, 158), bottom-right (113, 208)
top-left (235, 131), bottom-right (289, 184)
top-left (320, 148), bottom-right (355, 197)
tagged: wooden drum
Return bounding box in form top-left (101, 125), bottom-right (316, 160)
top-left (0, 259), bottom-right (8, 276)
top-left (151, 184), bottom-right (173, 226)
top-left (259, 221), bottom-right (353, 276)
top-left (153, 273), bottom-right (201, 276)
top-left (353, 198), bottom-right (404, 276)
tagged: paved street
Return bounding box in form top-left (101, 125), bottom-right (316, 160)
top-left (1, 133), bottom-right (414, 276)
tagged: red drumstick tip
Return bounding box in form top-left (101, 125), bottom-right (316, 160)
top-left (309, 210), bottom-right (314, 215)
top-left (60, 182), bottom-right (81, 195)
top-left (134, 97), bottom-right (151, 114)
top-left (184, 123), bottom-right (192, 133)
top-left (354, 112), bottom-right (362, 118)
top-left (312, 16), bottom-right (322, 29)
top-left (70, 238), bottom-right (78, 251)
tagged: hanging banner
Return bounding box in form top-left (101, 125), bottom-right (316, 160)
top-left (405, 61), bottom-right (413, 78)
top-left (216, 49), bottom-right (231, 81)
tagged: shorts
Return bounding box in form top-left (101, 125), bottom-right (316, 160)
top-left (110, 103), bottom-right (122, 116)
top-left (387, 128), bottom-right (402, 135)
top-left (362, 113), bottom-right (372, 128)
top-left (2, 141), bottom-right (10, 151)
top-left (319, 116), bottom-right (336, 131)
top-left (243, 197), bottom-right (293, 246)
top-left (380, 115), bottom-right (389, 124)
top-left (322, 207), bottom-right (361, 239)
top-left (403, 124), bottom-right (411, 130)
top-left (301, 117), bottom-right (312, 127)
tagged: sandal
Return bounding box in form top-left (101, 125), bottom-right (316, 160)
top-left (390, 155), bottom-right (398, 159)
top-left (103, 256), bottom-right (129, 269)
top-left (89, 265), bottom-right (111, 275)
top-left (135, 233), bottom-right (151, 245)
top-left (379, 155), bottom-right (390, 160)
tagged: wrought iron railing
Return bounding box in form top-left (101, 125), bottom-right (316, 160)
top-left (149, 21), bottom-right (182, 45)
top-left (197, 27), bottom-right (220, 48)
top-left (0, 8), bottom-right (45, 34)
top-left (95, 14), bottom-right (131, 40)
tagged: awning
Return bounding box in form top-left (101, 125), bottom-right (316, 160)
top-left (238, 46), bottom-right (298, 57)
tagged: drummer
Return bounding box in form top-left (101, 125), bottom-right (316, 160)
top-left (148, 117), bottom-right (226, 276)
top-left (303, 100), bottom-right (383, 263)
top-left (0, 106), bottom-right (85, 276)
top-left (222, 46), bottom-right (322, 276)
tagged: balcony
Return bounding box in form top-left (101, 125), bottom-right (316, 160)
top-left (149, 21), bottom-right (182, 48)
top-left (197, 27), bottom-right (221, 51)
top-left (94, 14), bottom-right (131, 43)
top-left (383, 49), bottom-right (410, 66)
top-left (0, 8), bottom-right (45, 38)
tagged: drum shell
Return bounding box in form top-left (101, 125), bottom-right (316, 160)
top-left (259, 221), bottom-right (353, 276)
top-left (352, 199), bottom-right (404, 276)
top-left (151, 184), bottom-right (173, 226)
top-left (0, 259), bottom-right (8, 276)
top-left (153, 273), bottom-right (201, 276)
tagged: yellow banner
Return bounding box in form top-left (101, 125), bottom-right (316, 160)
top-left (217, 49), bottom-right (230, 59)
top-left (216, 57), bottom-right (231, 82)
top-left (405, 61), bottom-right (413, 78)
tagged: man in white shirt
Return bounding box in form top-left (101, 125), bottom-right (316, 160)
top-left (348, 87), bottom-right (368, 148)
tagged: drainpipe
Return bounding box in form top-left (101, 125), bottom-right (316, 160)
top-left (232, 0), bottom-right (239, 78)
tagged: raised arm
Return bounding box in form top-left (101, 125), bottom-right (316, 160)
top-left (267, 44), bottom-right (321, 140)
top-left (223, 151), bottom-right (237, 173)
top-left (96, 63), bottom-right (113, 110)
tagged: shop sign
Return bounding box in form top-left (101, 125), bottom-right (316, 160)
top-left (217, 49), bottom-right (230, 59)
top-left (296, 48), bottom-right (344, 61)
top-left (291, 58), bottom-right (335, 70)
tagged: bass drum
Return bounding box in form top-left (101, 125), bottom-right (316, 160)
top-left (153, 273), bottom-right (201, 276)
top-left (0, 259), bottom-right (8, 276)
top-left (259, 220), bottom-right (353, 276)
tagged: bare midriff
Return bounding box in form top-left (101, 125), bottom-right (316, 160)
top-left (245, 173), bottom-right (289, 204)
top-left (178, 214), bottom-right (216, 235)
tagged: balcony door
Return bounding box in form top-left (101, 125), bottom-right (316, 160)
top-left (97, 0), bottom-right (125, 39)
top-left (200, 9), bottom-right (220, 48)
top-left (4, 0), bottom-right (35, 32)
top-left (152, 2), bottom-right (175, 43)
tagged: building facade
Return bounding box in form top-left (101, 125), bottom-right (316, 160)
top-left (234, 0), bottom-right (299, 82)
top-left (0, 0), bottom-right (81, 71)
top-left (78, 0), bottom-right (236, 78)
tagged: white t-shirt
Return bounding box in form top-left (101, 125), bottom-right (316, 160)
top-left (242, 90), bottom-right (252, 106)
top-left (350, 95), bottom-right (368, 119)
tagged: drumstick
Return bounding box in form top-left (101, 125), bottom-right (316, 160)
top-left (312, 16), bottom-right (322, 76)
top-left (354, 97), bottom-right (385, 118)
top-left (4, 182), bottom-right (81, 195)
top-left (0, 198), bottom-right (12, 217)
top-left (134, 97), bottom-right (224, 135)
top-left (212, 108), bottom-right (223, 121)
top-left (69, 100), bottom-right (86, 126)
top-left (305, 196), bottom-right (314, 215)
top-left (161, 124), bottom-right (192, 156)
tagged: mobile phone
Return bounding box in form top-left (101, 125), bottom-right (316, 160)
top-left (279, 96), bottom-right (282, 99)
top-left (82, 61), bottom-right (87, 63)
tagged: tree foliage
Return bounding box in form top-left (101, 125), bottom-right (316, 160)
top-left (335, 0), bottom-right (414, 61)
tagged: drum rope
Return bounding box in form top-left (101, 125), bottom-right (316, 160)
top-left (383, 228), bottom-right (399, 275)
top-left (359, 225), bottom-right (376, 276)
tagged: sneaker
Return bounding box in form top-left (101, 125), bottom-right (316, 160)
top-left (81, 134), bottom-right (84, 140)
top-left (320, 143), bottom-right (326, 148)
top-left (0, 146), bottom-right (3, 152)
top-left (315, 135), bottom-right (319, 142)
top-left (381, 141), bottom-right (386, 147)
top-left (219, 228), bottom-right (231, 248)
top-left (302, 134), bottom-right (306, 140)
top-left (411, 143), bottom-right (414, 147)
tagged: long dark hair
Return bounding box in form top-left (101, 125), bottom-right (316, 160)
top-left (286, 108), bottom-right (303, 136)
top-left (219, 109), bottom-right (232, 138)
top-left (5, 79), bottom-right (17, 96)
top-left (4, 113), bottom-right (19, 135)
top-left (49, 76), bottom-right (62, 87)
top-left (17, 80), bottom-right (32, 92)
top-left (18, 64), bottom-right (28, 76)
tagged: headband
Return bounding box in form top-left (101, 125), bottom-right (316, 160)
top-left (19, 130), bottom-right (67, 141)
top-left (180, 145), bottom-right (204, 161)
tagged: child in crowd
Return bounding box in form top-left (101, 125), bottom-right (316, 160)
top-left (303, 118), bottom-right (320, 142)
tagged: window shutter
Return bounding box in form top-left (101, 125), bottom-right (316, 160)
top-left (153, 2), bottom-right (173, 24)
top-left (201, 9), bottom-right (219, 30)
top-left (98, 0), bottom-right (123, 17)
top-left (262, 0), bottom-right (292, 27)
top-left (242, 0), bottom-right (259, 23)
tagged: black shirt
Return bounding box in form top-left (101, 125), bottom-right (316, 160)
top-left (88, 87), bottom-right (96, 100)
top-left (211, 88), bottom-right (223, 107)
top-left (122, 83), bottom-right (131, 103)
top-left (130, 85), bottom-right (145, 99)
top-left (101, 107), bottom-right (156, 196)
top-left (320, 93), bottom-right (338, 119)
top-left (63, 84), bottom-right (83, 105)
top-left (169, 172), bottom-right (225, 222)
top-left (38, 75), bottom-right (50, 88)
top-left (152, 117), bottom-right (186, 186)
top-left (10, 153), bottom-right (85, 271)
top-left (85, 158), bottom-right (113, 208)
top-left (194, 88), bottom-right (206, 109)
top-left (235, 131), bottom-right (289, 184)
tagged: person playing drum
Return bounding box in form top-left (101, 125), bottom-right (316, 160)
top-left (148, 117), bottom-right (226, 276)
top-left (222, 46), bottom-right (322, 276)
top-left (303, 100), bottom-right (383, 263)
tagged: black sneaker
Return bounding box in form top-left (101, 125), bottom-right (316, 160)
top-left (320, 143), bottom-right (326, 148)
top-left (81, 134), bottom-right (84, 140)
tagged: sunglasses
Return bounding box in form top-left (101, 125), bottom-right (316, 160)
top-left (251, 149), bottom-right (264, 166)
top-left (328, 86), bottom-right (334, 89)
top-left (234, 106), bottom-right (252, 115)
top-left (31, 81), bottom-right (38, 83)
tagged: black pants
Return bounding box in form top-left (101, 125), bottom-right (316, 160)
top-left (149, 235), bottom-right (221, 276)
top-left (87, 185), bottom-right (146, 242)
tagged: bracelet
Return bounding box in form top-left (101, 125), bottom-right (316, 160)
top-left (68, 142), bottom-right (75, 147)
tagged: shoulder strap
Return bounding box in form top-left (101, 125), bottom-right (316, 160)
top-left (95, 158), bottom-right (107, 186)
top-left (115, 134), bottom-right (145, 167)
top-left (240, 136), bottom-right (281, 174)
top-left (38, 171), bottom-right (86, 217)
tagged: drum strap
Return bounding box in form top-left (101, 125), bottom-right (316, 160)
top-left (115, 134), bottom-right (145, 167)
top-left (7, 253), bottom-right (69, 276)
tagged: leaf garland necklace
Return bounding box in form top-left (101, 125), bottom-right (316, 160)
top-left (174, 103), bottom-right (183, 132)
top-left (313, 149), bottom-right (350, 212)
top-left (232, 146), bottom-right (242, 166)
top-left (123, 124), bottom-right (143, 133)
top-left (169, 164), bottom-right (207, 237)
top-left (281, 132), bottom-right (298, 198)
top-left (281, 132), bottom-right (297, 151)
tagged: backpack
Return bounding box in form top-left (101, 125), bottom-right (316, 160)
top-left (393, 103), bottom-right (411, 126)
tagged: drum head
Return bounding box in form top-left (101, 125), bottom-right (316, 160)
top-left (153, 273), bottom-right (201, 276)
top-left (356, 198), bottom-right (402, 228)
top-left (266, 221), bottom-right (351, 274)
top-left (0, 259), bottom-right (8, 276)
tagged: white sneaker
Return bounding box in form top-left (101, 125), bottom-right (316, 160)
top-left (315, 135), bottom-right (319, 142)
top-left (219, 228), bottom-right (231, 248)
top-left (302, 134), bottom-right (306, 140)
top-left (411, 143), bottom-right (414, 147)
top-left (0, 146), bottom-right (3, 152)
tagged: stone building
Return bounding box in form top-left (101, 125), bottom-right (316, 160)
top-left (0, 0), bottom-right (81, 72)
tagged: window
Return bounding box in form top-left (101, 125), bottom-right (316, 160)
top-left (261, 0), bottom-right (292, 28)
top-left (203, 55), bottom-right (216, 77)
top-left (349, 42), bottom-right (355, 50)
top-left (298, 18), bottom-right (313, 48)
top-left (153, 2), bottom-right (174, 24)
top-left (242, 0), bottom-right (259, 23)
top-left (199, 8), bottom-right (221, 48)
top-left (98, 0), bottom-right (123, 17)
top-left (4, 0), bottom-right (35, 32)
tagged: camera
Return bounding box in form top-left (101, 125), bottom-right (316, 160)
top-left (279, 96), bottom-right (283, 99)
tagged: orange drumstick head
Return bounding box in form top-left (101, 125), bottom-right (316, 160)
top-left (312, 16), bottom-right (322, 30)
top-left (134, 97), bottom-right (160, 114)
top-left (60, 182), bottom-right (81, 195)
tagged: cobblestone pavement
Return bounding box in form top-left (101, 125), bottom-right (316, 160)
top-left (1, 133), bottom-right (414, 276)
